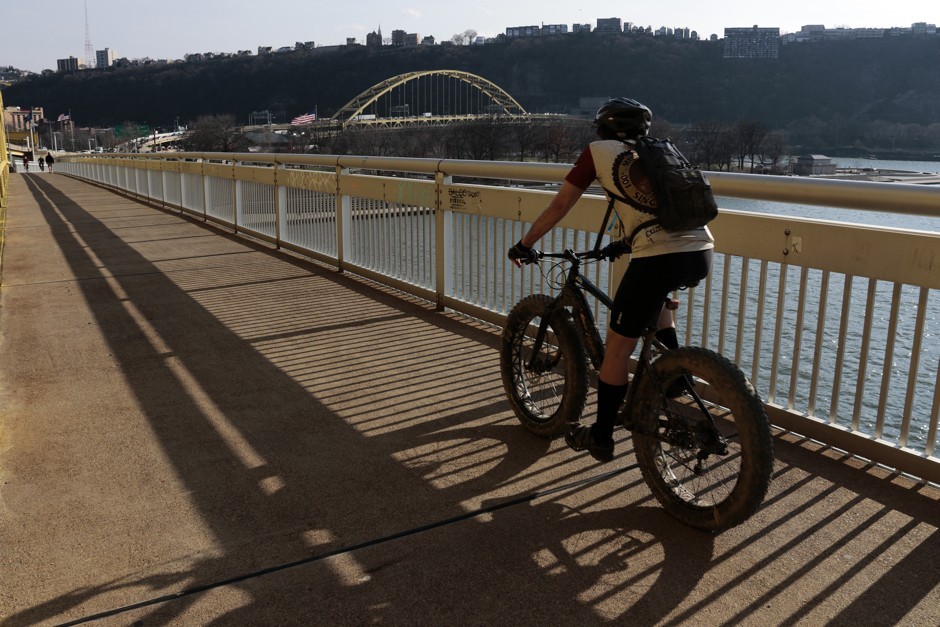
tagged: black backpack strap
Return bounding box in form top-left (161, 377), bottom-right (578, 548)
top-left (602, 185), bottom-right (652, 213)
top-left (629, 218), bottom-right (660, 245)
top-left (592, 197), bottom-right (616, 252)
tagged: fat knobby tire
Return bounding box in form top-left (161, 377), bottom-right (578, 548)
top-left (500, 294), bottom-right (588, 437)
top-left (631, 346), bottom-right (774, 531)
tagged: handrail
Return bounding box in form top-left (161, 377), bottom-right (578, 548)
top-left (57, 151), bottom-right (940, 484)
top-left (708, 171), bottom-right (940, 216)
top-left (0, 89), bottom-right (9, 210)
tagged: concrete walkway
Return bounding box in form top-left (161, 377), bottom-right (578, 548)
top-left (1, 173), bottom-right (937, 625)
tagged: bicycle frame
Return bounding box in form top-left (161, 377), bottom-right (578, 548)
top-left (526, 250), bottom-right (611, 371)
top-left (526, 247), bottom-right (721, 439)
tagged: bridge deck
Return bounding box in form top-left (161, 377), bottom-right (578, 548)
top-left (1, 173), bottom-right (937, 625)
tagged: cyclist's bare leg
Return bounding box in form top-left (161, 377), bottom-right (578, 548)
top-left (655, 305), bottom-right (679, 349)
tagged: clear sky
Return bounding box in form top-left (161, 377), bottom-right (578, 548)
top-left (1, 0), bottom-right (935, 73)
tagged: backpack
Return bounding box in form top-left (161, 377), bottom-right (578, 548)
top-left (627, 136), bottom-right (718, 232)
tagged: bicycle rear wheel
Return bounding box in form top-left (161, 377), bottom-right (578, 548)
top-left (501, 294), bottom-right (588, 437)
top-left (631, 347), bottom-right (774, 532)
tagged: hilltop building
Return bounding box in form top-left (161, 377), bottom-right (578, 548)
top-left (95, 48), bottom-right (115, 68)
top-left (594, 18), bottom-right (623, 34)
top-left (56, 56), bottom-right (82, 73)
top-left (723, 26), bottom-right (781, 58)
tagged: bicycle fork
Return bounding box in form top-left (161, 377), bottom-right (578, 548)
top-left (626, 337), bottom-right (730, 464)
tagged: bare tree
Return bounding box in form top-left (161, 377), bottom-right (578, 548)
top-left (184, 115), bottom-right (251, 152)
top-left (733, 119), bottom-right (769, 172)
top-left (537, 119), bottom-right (591, 163)
top-left (461, 117), bottom-right (506, 160)
top-left (509, 120), bottom-right (540, 161)
top-left (763, 131), bottom-right (790, 173)
top-left (451, 29), bottom-right (478, 45)
top-left (116, 121), bottom-right (145, 152)
top-left (688, 120), bottom-right (730, 170)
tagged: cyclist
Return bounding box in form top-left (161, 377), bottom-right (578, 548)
top-left (508, 97), bottom-right (714, 462)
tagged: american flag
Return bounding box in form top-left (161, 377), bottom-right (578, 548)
top-left (291, 112), bottom-right (317, 125)
top-left (57, 113), bottom-right (70, 122)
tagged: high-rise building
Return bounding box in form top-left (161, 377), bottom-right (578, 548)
top-left (506, 26), bottom-right (540, 38)
top-left (723, 26), bottom-right (781, 59)
top-left (541, 24), bottom-right (568, 36)
top-left (57, 57), bottom-right (81, 73)
top-left (95, 48), bottom-right (115, 69)
top-left (595, 18), bottom-right (623, 34)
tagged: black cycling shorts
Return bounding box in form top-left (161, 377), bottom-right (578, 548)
top-left (609, 250), bottom-right (713, 338)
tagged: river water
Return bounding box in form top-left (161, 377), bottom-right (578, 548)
top-left (701, 158), bottom-right (938, 452)
top-left (718, 158), bottom-right (940, 231)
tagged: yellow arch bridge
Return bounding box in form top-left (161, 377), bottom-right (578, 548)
top-left (328, 69), bottom-right (528, 128)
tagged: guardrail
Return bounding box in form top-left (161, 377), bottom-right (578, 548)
top-left (0, 90), bottom-right (9, 210)
top-left (58, 152), bottom-right (940, 484)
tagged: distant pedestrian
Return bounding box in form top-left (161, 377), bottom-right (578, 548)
top-left (37, 156), bottom-right (45, 171)
top-left (22, 155), bottom-right (29, 172)
top-left (45, 153), bottom-right (55, 173)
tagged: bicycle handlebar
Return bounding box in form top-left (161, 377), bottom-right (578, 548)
top-left (535, 239), bottom-right (631, 263)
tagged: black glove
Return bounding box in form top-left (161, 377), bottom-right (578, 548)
top-left (508, 240), bottom-right (539, 265)
top-left (601, 239), bottom-right (631, 260)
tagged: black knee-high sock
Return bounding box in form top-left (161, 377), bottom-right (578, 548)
top-left (592, 380), bottom-right (629, 444)
top-left (656, 326), bottom-right (679, 350)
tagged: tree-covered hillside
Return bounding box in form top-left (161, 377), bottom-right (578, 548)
top-left (4, 34), bottom-right (939, 153)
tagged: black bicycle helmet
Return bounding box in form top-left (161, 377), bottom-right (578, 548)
top-left (594, 97), bottom-right (652, 139)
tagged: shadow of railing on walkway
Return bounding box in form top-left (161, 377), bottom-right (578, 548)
top-left (5, 176), bottom-right (938, 625)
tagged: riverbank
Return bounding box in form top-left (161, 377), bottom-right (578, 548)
top-left (827, 168), bottom-right (940, 184)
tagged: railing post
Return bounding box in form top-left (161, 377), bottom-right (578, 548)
top-left (177, 159), bottom-right (184, 214)
top-left (233, 158), bottom-right (241, 233)
top-left (201, 157), bottom-right (210, 221)
top-left (337, 166), bottom-right (352, 273)
top-left (435, 170), bottom-right (454, 311)
top-left (275, 159), bottom-right (284, 249)
top-left (160, 163), bottom-right (168, 208)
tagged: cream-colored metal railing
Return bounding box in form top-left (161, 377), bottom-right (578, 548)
top-left (59, 152), bottom-right (940, 484)
top-left (0, 90), bottom-right (9, 211)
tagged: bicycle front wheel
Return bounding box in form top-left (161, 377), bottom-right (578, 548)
top-left (631, 347), bottom-right (774, 532)
top-left (501, 294), bottom-right (588, 437)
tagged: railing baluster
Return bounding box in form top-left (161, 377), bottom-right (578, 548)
top-left (735, 256), bottom-right (750, 368)
top-left (808, 270), bottom-right (830, 417)
top-left (830, 275), bottom-right (854, 425)
top-left (769, 263), bottom-right (789, 404)
top-left (751, 261), bottom-right (768, 388)
top-left (719, 255), bottom-right (731, 355)
top-left (900, 287), bottom-right (929, 447)
top-left (702, 260), bottom-right (714, 348)
top-left (852, 279), bottom-right (878, 431)
top-left (788, 267), bottom-right (809, 411)
top-left (876, 283), bottom-right (903, 437)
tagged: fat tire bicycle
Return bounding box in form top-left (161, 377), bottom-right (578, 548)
top-left (500, 242), bottom-right (774, 532)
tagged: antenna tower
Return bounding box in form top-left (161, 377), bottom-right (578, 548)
top-left (84, 1), bottom-right (95, 69)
